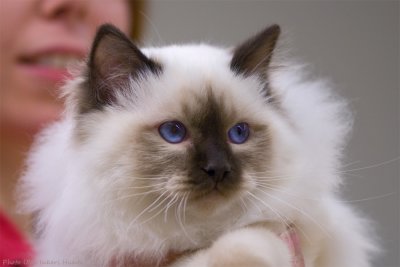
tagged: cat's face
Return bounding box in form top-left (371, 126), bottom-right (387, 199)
top-left (69, 24), bottom-right (293, 226)
top-left (130, 76), bottom-right (273, 209)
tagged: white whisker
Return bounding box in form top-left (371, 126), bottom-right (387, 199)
top-left (139, 11), bottom-right (164, 45)
top-left (113, 182), bottom-right (168, 190)
top-left (245, 192), bottom-right (264, 214)
top-left (247, 191), bottom-right (312, 243)
top-left (254, 182), bottom-right (321, 202)
top-left (247, 191), bottom-right (291, 228)
top-left (128, 191), bottom-right (169, 227)
top-left (175, 192), bottom-right (197, 245)
top-left (239, 195), bottom-right (249, 215)
top-left (103, 187), bottom-right (165, 205)
top-left (138, 195), bottom-right (173, 226)
top-left (340, 157), bottom-right (400, 174)
top-left (246, 191), bottom-right (315, 242)
top-left (340, 192), bottom-right (395, 203)
top-left (164, 192), bottom-right (179, 222)
top-left (183, 192), bottom-right (190, 225)
top-left (254, 188), bottom-right (332, 238)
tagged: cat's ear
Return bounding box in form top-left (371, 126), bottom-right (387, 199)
top-left (230, 24), bottom-right (280, 82)
top-left (82, 24), bottom-right (161, 113)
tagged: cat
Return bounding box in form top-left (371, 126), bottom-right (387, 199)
top-left (19, 24), bottom-right (377, 267)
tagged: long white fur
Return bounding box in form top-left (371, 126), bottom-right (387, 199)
top-left (19, 44), bottom-right (376, 267)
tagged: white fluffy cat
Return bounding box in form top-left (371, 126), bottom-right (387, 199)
top-left (19, 24), bottom-right (376, 267)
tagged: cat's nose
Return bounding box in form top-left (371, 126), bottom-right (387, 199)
top-left (201, 162), bottom-right (231, 183)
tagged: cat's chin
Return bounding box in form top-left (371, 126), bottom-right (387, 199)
top-left (187, 189), bottom-right (240, 215)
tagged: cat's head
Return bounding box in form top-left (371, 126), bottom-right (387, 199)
top-left (65, 24), bottom-right (344, 232)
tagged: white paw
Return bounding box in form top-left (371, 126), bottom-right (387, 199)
top-left (207, 227), bottom-right (291, 267)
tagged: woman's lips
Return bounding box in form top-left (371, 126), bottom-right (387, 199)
top-left (18, 48), bottom-right (86, 83)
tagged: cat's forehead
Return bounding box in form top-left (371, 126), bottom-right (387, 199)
top-left (144, 78), bottom-right (266, 129)
top-left (137, 44), bottom-right (269, 127)
top-left (143, 44), bottom-right (232, 72)
top-left (179, 87), bottom-right (236, 130)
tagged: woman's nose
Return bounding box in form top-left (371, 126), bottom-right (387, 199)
top-left (38, 0), bottom-right (88, 22)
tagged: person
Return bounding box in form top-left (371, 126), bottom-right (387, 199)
top-left (0, 0), bottom-right (137, 265)
top-left (0, 1), bottom-right (304, 266)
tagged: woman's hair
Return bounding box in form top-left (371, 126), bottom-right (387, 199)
top-left (128, 0), bottom-right (146, 41)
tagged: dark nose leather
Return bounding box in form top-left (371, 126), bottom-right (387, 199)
top-left (201, 160), bottom-right (231, 183)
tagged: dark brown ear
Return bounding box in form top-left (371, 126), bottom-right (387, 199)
top-left (82, 24), bottom-right (161, 113)
top-left (230, 24), bottom-right (280, 82)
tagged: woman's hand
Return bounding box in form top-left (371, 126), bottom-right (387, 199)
top-left (280, 227), bottom-right (305, 267)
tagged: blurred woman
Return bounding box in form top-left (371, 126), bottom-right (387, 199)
top-left (0, 0), bottom-right (141, 264)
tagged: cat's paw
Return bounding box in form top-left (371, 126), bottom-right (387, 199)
top-left (207, 227), bottom-right (291, 267)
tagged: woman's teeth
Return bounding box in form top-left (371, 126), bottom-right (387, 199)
top-left (34, 54), bottom-right (81, 69)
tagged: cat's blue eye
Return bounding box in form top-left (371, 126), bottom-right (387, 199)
top-left (228, 123), bottom-right (250, 144)
top-left (159, 121), bottom-right (187, 144)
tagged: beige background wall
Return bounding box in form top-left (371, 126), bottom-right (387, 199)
top-left (142, 1), bottom-right (399, 266)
